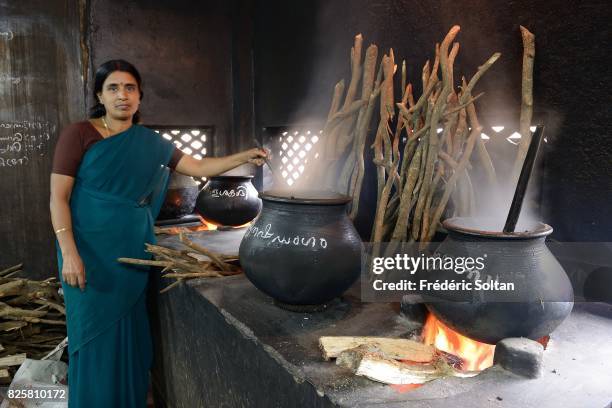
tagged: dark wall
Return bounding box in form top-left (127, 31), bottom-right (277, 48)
top-left (0, 0), bottom-right (85, 278)
top-left (254, 0), bottom-right (612, 241)
top-left (89, 0), bottom-right (254, 155)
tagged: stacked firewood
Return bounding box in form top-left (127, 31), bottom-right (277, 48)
top-left (314, 25), bottom-right (535, 246)
top-left (0, 263), bottom-right (67, 383)
top-left (319, 336), bottom-right (478, 385)
top-left (118, 233), bottom-right (241, 293)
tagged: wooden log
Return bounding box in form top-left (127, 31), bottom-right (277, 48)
top-left (0, 353), bottom-right (26, 366)
top-left (354, 353), bottom-right (477, 385)
top-left (0, 368), bottom-right (10, 383)
top-left (4, 316), bottom-right (65, 326)
top-left (336, 345), bottom-right (372, 371)
top-left (412, 26), bottom-right (460, 243)
top-left (0, 302), bottom-right (48, 318)
top-left (337, 43), bottom-right (380, 195)
top-left (319, 336), bottom-right (435, 362)
top-left (162, 272), bottom-right (223, 279)
top-left (0, 321), bottom-right (27, 332)
top-left (159, 279), bottom-right (183, 294)
top-left (342, 34), bottom-right (364, 111)
top-left (327, 80), bottom-right (345, 121)
top-left (117, 258), bottom-right (171, 268)
top-left (512, 25), bottom-right (536, 182)
top-left (425, 124), bottom-right (482, 244)
top-left (179, 233), bottom-right (231, 272)
top-left (349, 66), bottom-right (383, 219)
top-left (4, 295), bottom-right (30, 307)
top-left (458, 52), bottom-right (501, 106)
top-left (0, 280), bottom-right (25, 297)
top-left (32, 299), bottom-right (66, 315)
top-left (0, 264), bottom-right (23, 277)
top-left (19, 280), bottom-right (63, 300)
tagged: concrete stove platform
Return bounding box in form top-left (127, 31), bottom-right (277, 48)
top-left (148, 229), bottom-right (612, 408)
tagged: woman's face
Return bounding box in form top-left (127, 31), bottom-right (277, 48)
top-left (97, 71), bottom-right (141, 121)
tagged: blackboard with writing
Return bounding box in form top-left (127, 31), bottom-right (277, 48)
top-left (0, 2), bottom-right (85, 279)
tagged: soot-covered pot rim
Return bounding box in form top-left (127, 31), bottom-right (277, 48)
top-left (259, 189), bottom-right (351, 205)
top-left (443, 217), bottom-right (553, 240)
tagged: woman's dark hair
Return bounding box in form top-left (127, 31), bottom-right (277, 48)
top-left (89, 59), bottom-right (144, 123)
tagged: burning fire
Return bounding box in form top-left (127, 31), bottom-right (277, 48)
top-left (422, 313), bottom-right (495, 372)
top-left (155, 215), bottom-right (253, 235)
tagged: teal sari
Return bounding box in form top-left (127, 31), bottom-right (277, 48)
top-left (56, 124), bottom-right (174, 408)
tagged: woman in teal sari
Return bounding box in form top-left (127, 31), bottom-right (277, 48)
top-left (49, 60), bottom-right (266, 407)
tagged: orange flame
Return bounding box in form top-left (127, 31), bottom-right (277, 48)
top-left (156, 215), bottom-right (255, 235)
top-left (422, 313), bottom-right (495, 371)
top-left (194, 215), bottom-right (219, 231)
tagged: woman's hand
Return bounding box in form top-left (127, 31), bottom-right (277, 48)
top-left (243, 148), bottom-right (268, 166)
top-left (62, 251), bottom-right (87, 291)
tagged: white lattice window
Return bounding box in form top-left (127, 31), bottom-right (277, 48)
top-left (151, 125), bottom-right (214, 183)
top-left (276, 129), bottom-right (322, 186)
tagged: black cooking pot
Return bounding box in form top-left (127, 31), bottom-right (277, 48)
top-left (195, 176), bottom-right (261, 227)
top-left (158, 173), bottom-right (199, 220)
top-left (239, 190), bottom-right (362, 306)
top-left (425, 217), bottom-right (574, 344)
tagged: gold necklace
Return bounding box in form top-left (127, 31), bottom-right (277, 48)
top-left (101, 116), bottom-right (112, 138)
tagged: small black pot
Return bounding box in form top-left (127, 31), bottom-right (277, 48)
top-left (196, 176), bottom-right (261, 227)
top-left (239, 190), bottom-right (362, 306)
top-left (425, 217), bottom-right (574, 344)
top-left (158, 173), bottom-right (199, 220)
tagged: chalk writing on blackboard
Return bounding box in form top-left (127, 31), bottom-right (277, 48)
top-left (0, 31), bottom-right (13, 41)
top-left (0, 121), bottom-right (55, 168)
top-left (0, 74), bottom-right (20, 85)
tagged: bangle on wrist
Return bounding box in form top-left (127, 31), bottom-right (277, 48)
top-left (55, 227), bottom-right (71, 235)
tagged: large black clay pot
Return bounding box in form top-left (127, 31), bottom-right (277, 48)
top-left (425, 217), bottom-right (574, 344)
top-left (195, 176), bottom-right (261, 227)
top-left (239, 190), bottom-right (362, 306)
top-left (158, 173), bottom-right (199, 220)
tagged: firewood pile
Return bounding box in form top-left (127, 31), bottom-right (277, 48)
top-left (0, 263), bottom-right (67, 383)
top-left (118, 233), bottom-right (241, 294)
top-left (311, 25), bottom-right (535, 246)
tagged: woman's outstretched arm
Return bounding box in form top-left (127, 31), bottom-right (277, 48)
top-left (175, 148), bottom-right (267, 178)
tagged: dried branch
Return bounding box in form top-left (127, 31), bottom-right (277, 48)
top-left (179, 233), bottom-right (231, 272)
top-left (0, 264), bottom-right (22, 277)
top-left (512, 26), bottom-right (535, 182)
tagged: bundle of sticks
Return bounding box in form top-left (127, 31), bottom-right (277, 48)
top-left (0, 263), bottom-right (67, 383)
top-left (313, 25), bottom-right (535, 246)
top-left (118, 233), bottom-right (240, 294)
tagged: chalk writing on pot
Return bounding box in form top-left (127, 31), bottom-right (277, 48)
top-left (245, 223), bottom-right (328, 249)
top-left (211, 185), bottom-right (248, 199)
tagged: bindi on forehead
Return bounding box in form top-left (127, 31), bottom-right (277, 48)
top-left (104, 71), bottom-right (138, 86)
